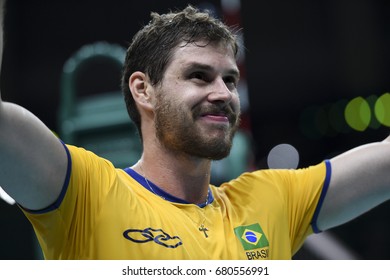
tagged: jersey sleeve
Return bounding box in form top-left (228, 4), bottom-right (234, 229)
top-left (21, 144), bottom-right (117, 259)
top-left (269, 161), bottom-right (331, 253)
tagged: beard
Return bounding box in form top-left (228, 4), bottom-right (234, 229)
top-left (154, 96), bottom-right (240, 160)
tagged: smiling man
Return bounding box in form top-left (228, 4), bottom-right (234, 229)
top-left (0, 2), bottom-right (390, 260)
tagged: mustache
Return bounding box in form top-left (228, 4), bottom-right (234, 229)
top-left (193, 104), bottom-right (240, 124)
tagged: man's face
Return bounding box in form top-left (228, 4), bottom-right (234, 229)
top-left (153, 41), bottom-right (241, 160)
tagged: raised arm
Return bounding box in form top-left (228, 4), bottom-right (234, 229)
top-left (316, 135), bottom-right (390, 231)
top-left (0, 0), bottom-right (4, 67)
top-left (0, 0), bottom-right (68, 210)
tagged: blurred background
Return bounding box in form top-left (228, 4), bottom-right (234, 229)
top-left (0, 0), bottom-right (389, 259)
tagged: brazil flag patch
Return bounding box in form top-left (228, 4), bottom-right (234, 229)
top-left (234, 223), bottom-right (269, 250)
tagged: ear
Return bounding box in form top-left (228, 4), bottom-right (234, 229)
top-left (129, 71), bottom-right (154, 111)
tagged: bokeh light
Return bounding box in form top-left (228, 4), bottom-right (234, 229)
top-left (374, 92), bottom-right (390, 127)
top-left (267, 143), bottom-right (299, 169)
top-left (299, 105), bottom-right (329, 139)
top-left (329, 99), bottom-right (350, 134)
top-left (300, 92), bottom-right (388, 139)
top-left (366, 95), bottom-right (381, 129)
top-left (344, 96), bottom-right (371, 131)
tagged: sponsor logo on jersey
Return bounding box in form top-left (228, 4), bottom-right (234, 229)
top-left (234, 223), bottom-right (269, 259)
top-left (123, 228), bottom-right (183, 248)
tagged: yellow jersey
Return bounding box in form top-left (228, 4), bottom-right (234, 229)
top-left (22, 144), bottom-right (330, 260)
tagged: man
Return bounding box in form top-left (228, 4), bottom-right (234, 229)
top-left (0, 2), bottom-right (389, 259)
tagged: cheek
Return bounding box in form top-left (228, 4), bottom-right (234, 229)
top-left (232, 93), bottom-right (241, 112)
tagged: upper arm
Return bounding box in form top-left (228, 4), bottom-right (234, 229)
top-left (0, 1), bottom-right (68, 210)
top-left (316, 136), bottom-right (390, 231)
top-left (0, 102), bottom-right (68, 210)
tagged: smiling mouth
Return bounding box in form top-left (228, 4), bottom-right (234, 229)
top-left (201, 113), bottom-right (229, 123)
top-left (194, 104), bottom-right (238, 126)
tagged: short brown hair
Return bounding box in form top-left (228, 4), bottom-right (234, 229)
top-left (121, 5), bottom-right (240, 140)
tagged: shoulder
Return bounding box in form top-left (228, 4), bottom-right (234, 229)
top-left (214, 161), bottom-right (329, 198)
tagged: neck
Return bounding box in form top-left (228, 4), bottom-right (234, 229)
top-left (134, 149), bottom-right (212, 204)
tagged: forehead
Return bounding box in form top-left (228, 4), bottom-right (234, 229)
top-left (168, 41), bottom-right (238, 74)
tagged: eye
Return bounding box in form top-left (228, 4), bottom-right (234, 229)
top-left (223, 76), bottom-right (238, 90)
top-left (189, 71), bottom-right (209, 82)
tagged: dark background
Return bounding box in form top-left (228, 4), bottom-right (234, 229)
top-left (1, 0), bottom-right (389, 259)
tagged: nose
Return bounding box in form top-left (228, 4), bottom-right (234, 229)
top-left (207, 77), bottom-right (234, 104)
